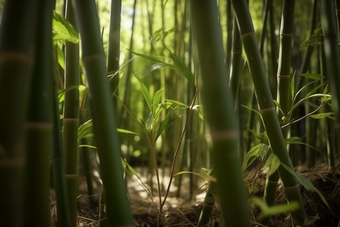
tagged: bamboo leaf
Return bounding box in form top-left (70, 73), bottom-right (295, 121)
top-left (82, 134), bottom-right (94, 139)
top-left (273, 100), bottom-right (285, 117)
top-left (174, 170), bottom-right (217, 182)
top-left (52, 10), bottom-right (78, 43)
top-left (321, 93), bottom-right (332, 102)
top-left (153, 88), bottom-right (164, 116)
top-left (166, 47), bottom-right (195, 85)
top-left (145, 111), bottom-right (153, 131)
top-left (291, 93), bottom-right (330, 114)
top-left (281, 162), bottom-right (329, 208)
top-left (263, 153), bottom-right (280, 177)
top-left (243, 143), bottom-right (269, 171)
top-left (250, 196), bottom-right (299, 218)
top-left (117, 128), bottom-right (141, 136)
top-left (108, 56), bottom-right (136, 80)
top-left (242, 105), bottom-right (261, 117)
top-left (57, 45), bottom-right (65, 69)
top-left (134, 73), bottom-right (152, 110)
top-left (285, 137), bottom-right (322, 153)
top-left (293, 80), bottom-right (319, 102)
top-left (129, 48), bottom-right (195, 85)
top-left (79, 144), bottom-right (97, 149)
top-left (291, 73), bottom-right (295, 99)
top-left (310, 112), bottom-right (335, 119)
top-left (305, 84), bottom-right (324, 99)
top-left (165, 99), bottom-right (189, 109)
top-left (155, 112), bottom-right (177, 141)
top-left (121, 158), bottom-right (153, 198)
top-left (78, 119), bottom-right (93, 139)
top-left (300, 27), bottom-right (323, 50)
top-left (301, 73), bottom-right (324, 80)
top-left (285, 136), bottom-right (301, 144)
top-left (79, 119), bottom-right (140, 139)
top-left (129, 49), bottom-right (173, 67)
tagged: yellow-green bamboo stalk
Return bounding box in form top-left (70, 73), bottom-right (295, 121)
top-left (226, 0), bottom-right (233, 75)
top-left (231, 0), bottom-right (306, 225)
top-left (262, 0), bottom-right (296, 224)
top-left (197, 181), bottom-right (217, 227)
top-left (319, 37), bottom-right (336, 167)
top-left (268, 0), bottom-right (278, 99)
top-left (24, 0), bottom-right (53, 226)
top-left (107, 0), bottom-right (122, 111)
top-left (98, 187), bottom-right (108, 227)
top-left (320, 0), bottom-right (340, 165)
top-left (299, 0), bottom-right (318, 168)
top-left (229, 17), bottom-right (243, 106)
top-left (63, 1), bottom-right (80, 225)
top-left (190, 1), bottom-right (251, 226)
top-left (229, 15), bottom-right (245, 160)
top-left (71, 0), bottom-right (134, 225)
top-left (51, 51), bottom-right (72, 227)
top-left (0, 1), bottom-right (39, 226)
top-left (277, 0), bottom-right (294, 126)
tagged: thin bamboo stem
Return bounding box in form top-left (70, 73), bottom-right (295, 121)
top-left (190, 1), bottom-right (251, 226)
top-left (71, 0), bottom-right (134, 225)
top-left (232, 0), bottom-right (306, 225)
top-left (63, 1), bottom-right (80, 225)
top-left (24, 0), bottom-right (53, 225)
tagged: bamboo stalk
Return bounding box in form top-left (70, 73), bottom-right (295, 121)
top-left (268, 0), bottom-right (278, 99)
top-left (107, 0), bottom-right (122, 112)
top-left (231, 0), bottom-right (306, 225)
top-left (51, 49), bottom-right (72, 227)
top-left (319, 35), bottom-right (336, 167)
top-left (0, 0), bottom-right (39, 226)
top-left (299, 0), bottom-right (318, 168)
top-left (71, 0), bottom-right (134, 225)
top-left (262, 1), bottom-right (296, 223)
top-left (197, 181), bottom-right (217, 227)
top-left (190, 1), bottom-right (251, 226)
top-left (320, 0), bottom-right (340, 165)
top-left (63, 1), bottom-right (80, 225)
top-left (24, 0), bottom-right (53, 225)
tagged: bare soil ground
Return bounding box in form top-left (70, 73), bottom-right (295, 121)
top-left (50, 163), bottom-right (340, 227)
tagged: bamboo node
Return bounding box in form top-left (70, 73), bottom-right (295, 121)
top-left (206, 130), bottom-right (238, 142)
top-left (0, 51), bottom-right (34, 65)
top-left (82, 54), bottom-right (105, 63)
top-left (0, 156), bottom-right (24, 167)
top-left (259, 106), bottom-right (275, 113)
top-left (283, 184), bottom-right (299, 190)
top-left (240, 32), bottom-right (255, 38)
top-left (25, 122), bottom-right (53, 129)
top-left (280, 32), bottom-right (293, 37)
top-left (277, 74), bottom-right (290, 78)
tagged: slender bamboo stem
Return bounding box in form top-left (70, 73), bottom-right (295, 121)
top-left (71, 0), bottom-right (134, 225)
top-left (107, 0), bottom-right (122, 112)
top-left (197, 181), bottom-right (217, 227)
top-left (52, 46), bottom-right (72, 227)
top-left (63, 1), bottom-right (80, 225)
top-left (320, 0), bottom-right (340, 165)
top-left (262, 1), bottom-right (295, 223)
top-left (319, 34), bottom-right (336, 167)
top-left (231, 0), bottom-right (306, 225)
top-left (24, 1), bottom-right (53, 225)
top-left (190, 1), bottom-right (251, 226)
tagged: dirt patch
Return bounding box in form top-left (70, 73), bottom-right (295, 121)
top-left (50, 163), bottom-right (340, 226)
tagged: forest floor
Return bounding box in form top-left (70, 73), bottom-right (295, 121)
top-left (50, 162), bottom-right (340, 227)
